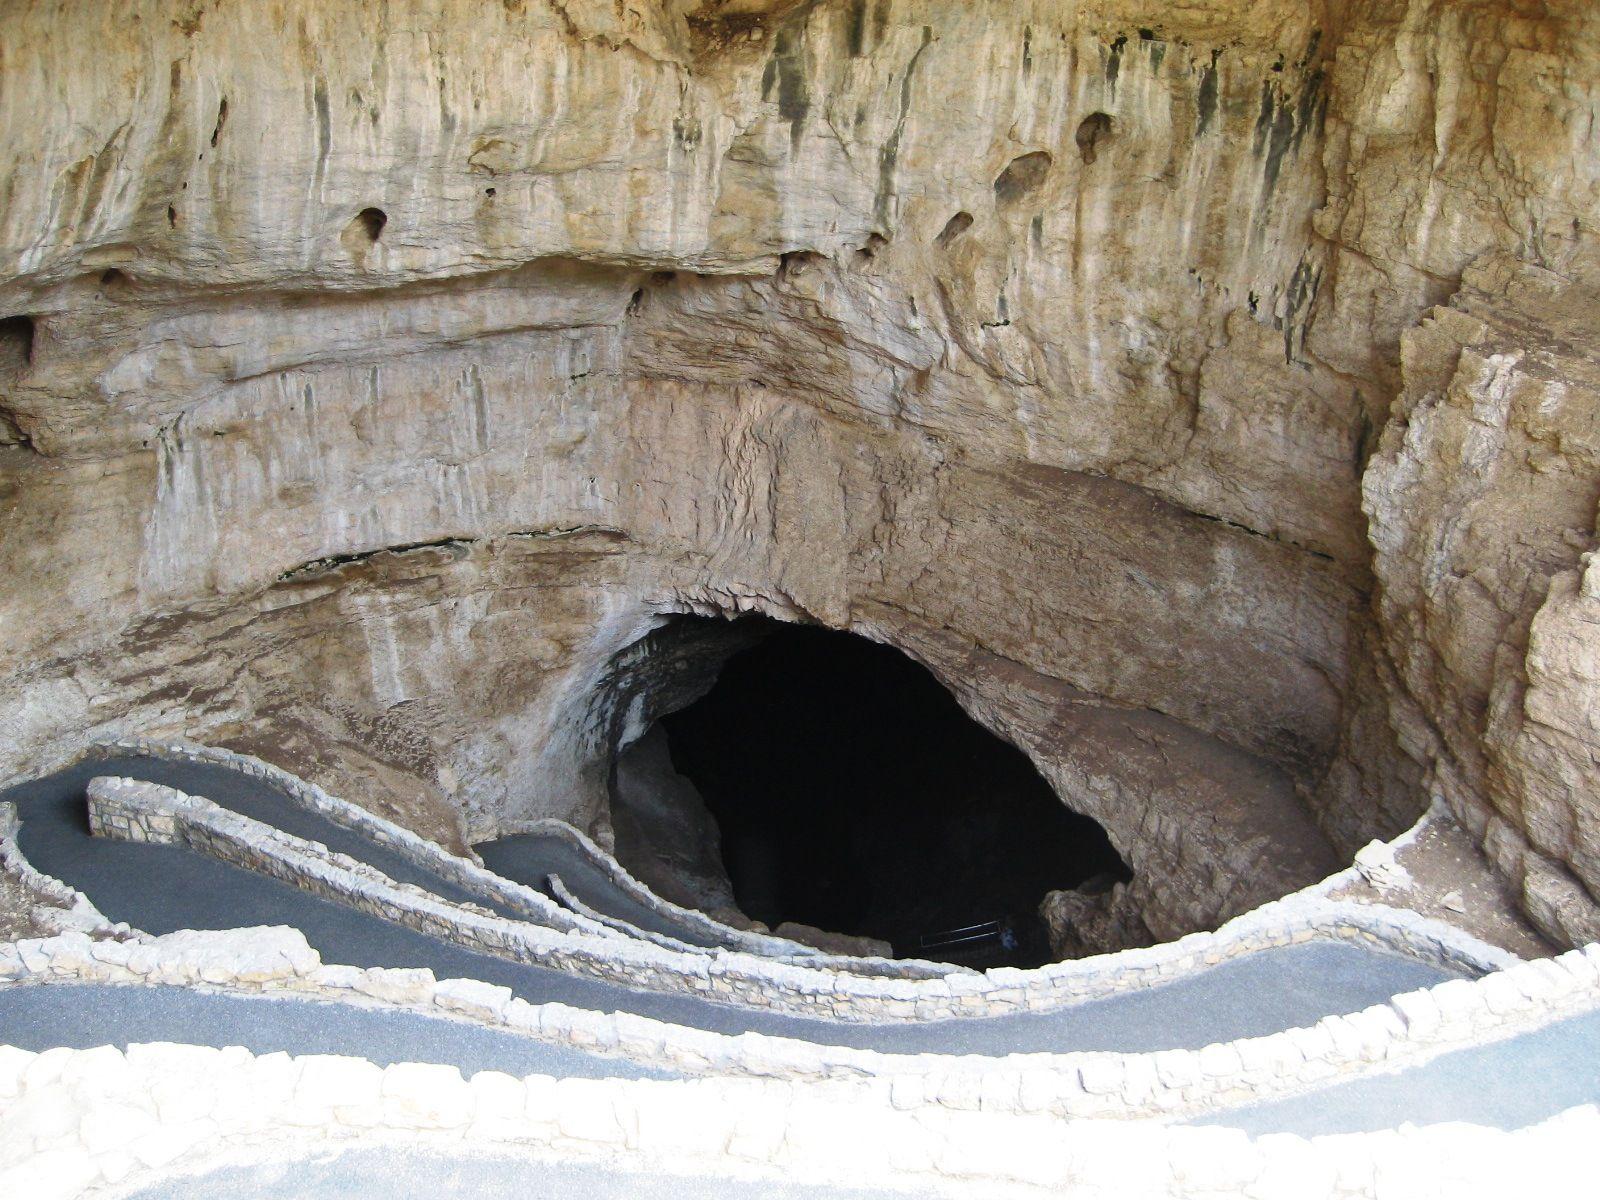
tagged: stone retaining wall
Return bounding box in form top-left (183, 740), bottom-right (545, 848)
top-left (86, 773), bottom-right (1517, 1025)
top-left (78, 742), bottom-right (1518, 1021)
top-left (513, 819), bottom-right (963, 979)
top-left (513, 817), bottom-right (830, 959)
top-left (90, 739), bottom-right (617, 943)
top-left (100, 738), bottom-right (952, 976)
top-left (87, 778), bottom-right (695, 995)
top-left (5, 920), bottom-right (1598, 1123)
top-left (0, 803), bottom-right (121, 939)
top-left (0, 1019), bottom-right (1594, 1199)
top-left (543, 872), bottom-right (701, 955)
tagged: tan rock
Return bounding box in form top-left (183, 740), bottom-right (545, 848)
top-left (2, 0), bottom-right (1596, 954)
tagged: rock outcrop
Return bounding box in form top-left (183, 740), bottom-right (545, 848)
top-left (1, 0), bottom-right (1597, 954)
top-left (1366, 252), bottom-right (1600, 947)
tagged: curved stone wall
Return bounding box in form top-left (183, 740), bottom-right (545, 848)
top-left (5, 1033), bottom-right (1596, 1199)
top-left (45, 757), bottom-right (1510, 1023)
top-left (1, 921), bottom-right (1591, 1120)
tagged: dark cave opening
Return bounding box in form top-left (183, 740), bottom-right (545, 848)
top-left (652, 618), bottom-right (1132, 966)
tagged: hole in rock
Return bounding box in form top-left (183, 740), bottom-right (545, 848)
top-left (936, 211), bottom-right (973, 247)
top-left (993, 151), bottom-right (1052, 204)
top-left (855, 232), bottom-right (887, 263)
top-left (0, 315), bottom-right (36, 446)
top-left (210, 96), bottom-right (229, 147)
top-left (0, 315), bottom-right (36, 368)
top-left (1075, 112), bottom-right (1113, 164)
top-left (613, 616), bottom-right (1130, 966)
top-left (352, 207), bottom-right (388, 243)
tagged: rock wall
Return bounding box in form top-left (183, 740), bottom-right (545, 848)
top-left (1332, 0), bottom-right (1600, 947)
top-left (2, 0), bottom-right (1597, 945)
top-left (1365, 253), bottom-right (1600, 947)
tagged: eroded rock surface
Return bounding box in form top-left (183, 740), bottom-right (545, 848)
top-left (1, 0), bottom-right (1596, 954)
top-left (1366, 252), bottom-right (1600, 947)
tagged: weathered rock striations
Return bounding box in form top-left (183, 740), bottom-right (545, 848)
top-left (1366, 252), bottom-right (1600, 948)
top-left (1, 0), bottom-right (1597, 953)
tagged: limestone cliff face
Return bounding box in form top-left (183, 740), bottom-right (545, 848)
top-left (1333, 0), bottom-right (1600, 948)
top-left (1, 0), bottom-right (1596, 946)
top-left (1366, 252), bottom-right (1600, 947)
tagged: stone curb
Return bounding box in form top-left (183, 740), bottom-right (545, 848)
top-left (88, 740), bottom-right (629, 945)
top-left (544, 871), bottom-right (705, 955)
top-left (0, 1036), bottom-right (1595, 1199)
top-left (80, 741), bottom-right (1516, 1021)
top-left (85, 776), bottom-right (724, 998)
top-left (5, 918), bottom-right (1598, 1123)
top-left (0, 803), bottom-right (124, 939)
top-left (84, 774), bottom-right (1517, 1030)
top-left (518, 819), bottom-right (963, 979)
top-left (512, 817), bottom-right (831, 960)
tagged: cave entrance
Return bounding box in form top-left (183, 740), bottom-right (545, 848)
top-left (614, 616), bottom-right (1131, 967)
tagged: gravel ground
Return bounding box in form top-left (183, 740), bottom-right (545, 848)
top-left (1332, 815), bottom-right (1556, 960)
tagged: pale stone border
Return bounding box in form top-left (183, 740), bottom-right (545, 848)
top-left (522, 817), bottom-right (961, 979)
top-left (512, 817), bottom-right (831, 959)
top-left (0, 1031), bottom-right (1594, 1199)
top-left (86, 774), bottom-right (1518, 1023)
top-left (0, 803), bottom-right (124, 939)
top-left (96, 738), bottom-right (942, 974)
top-left (87, 739), bottom-right (623, 943)
top-left (521, 819), bottom-right (960, 979)
top-left (4, 922), bottom-right (1598, 1124)
top-left (544, 872), bottom-right (702, 954)
top-left (67, 743), bottom-right (1520, 1020)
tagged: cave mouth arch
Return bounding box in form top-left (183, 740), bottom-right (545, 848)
top-left (610, 615), bottom-right (1131, 966)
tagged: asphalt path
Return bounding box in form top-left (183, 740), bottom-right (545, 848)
top-left (6, 756), bottom-right (1458, 1056)
top-left (0, 982), bottom-right (673, 1078)
top-left (10, 756), bottom-right (529, 918)
top-left (120, 1148), bottom-right (919, 1200)
top-left (478, 831), bottom-right (722, 948)
top-left (1206, 1006), bottom-right (1600, 1134)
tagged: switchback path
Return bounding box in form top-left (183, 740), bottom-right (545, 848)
top-left (6, 756), bottom-right (1455, 1056)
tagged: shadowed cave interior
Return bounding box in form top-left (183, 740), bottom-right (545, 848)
top-left (610, 617), bottom-right (1132, 966)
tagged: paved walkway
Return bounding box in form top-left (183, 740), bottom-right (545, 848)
top-left (1206, 1007), bottom-right (1600, 1134)
top-left (11, 757), bottom-right (532, 919)
top-left (120, 1147), bottom-right (916, 1199)
top-left (0, 982), bottom-right (674, 1078)
top-left (478, 831), bottom-right (723, 948)
top-left (6, 757), bottom-right (1456, 1056)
